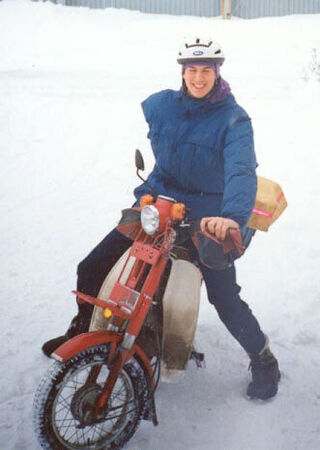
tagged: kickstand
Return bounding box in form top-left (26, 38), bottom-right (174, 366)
top-left (190, 349), bottom-right (206, 368)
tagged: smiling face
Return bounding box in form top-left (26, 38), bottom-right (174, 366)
top-left (183, 64), bottom-right (216, 98)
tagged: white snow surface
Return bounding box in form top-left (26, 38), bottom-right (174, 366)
top-left (1, 1), bottom-right (320, 449)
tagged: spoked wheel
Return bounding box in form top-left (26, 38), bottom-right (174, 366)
top-left (33, 344), bottom-right (147, 449)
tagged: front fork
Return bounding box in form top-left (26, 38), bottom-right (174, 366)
top-left (96, 345), bottom-right (133, 413)
top-left (95, 338), bottom-right (158, 425)
top-left (94, 299), bottom-right (153, 415)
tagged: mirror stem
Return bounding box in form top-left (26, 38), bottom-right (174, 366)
top-left (136, 169), bottom-right (146, 184)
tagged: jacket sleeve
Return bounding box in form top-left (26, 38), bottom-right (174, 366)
top-left (141, 90), bottom-right (172, 131)
top-left (221, 115), bottom-right (257, 228)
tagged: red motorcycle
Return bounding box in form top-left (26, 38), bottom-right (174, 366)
top-left (33, 150), bottom-right (243, 449)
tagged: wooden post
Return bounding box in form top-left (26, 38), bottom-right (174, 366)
top-left (222, 0), bottom-right (232, 19)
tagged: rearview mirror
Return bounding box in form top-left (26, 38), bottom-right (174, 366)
top-left (135, 149), bottom-right (145, 171)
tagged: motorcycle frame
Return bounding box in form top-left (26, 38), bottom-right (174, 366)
top-left (52, 196), bottom-right (179, 416)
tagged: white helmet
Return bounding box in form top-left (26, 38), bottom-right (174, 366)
top-left (177, 37), bottom-right (225, 65)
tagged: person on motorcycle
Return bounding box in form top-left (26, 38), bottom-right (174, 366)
top-left (42, 37), bottom-right (280, 400)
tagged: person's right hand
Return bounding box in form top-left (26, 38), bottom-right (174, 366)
top-left (200, 216), bottom-right (239, 241)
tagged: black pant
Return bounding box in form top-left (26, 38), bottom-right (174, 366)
top-left (77, 228), bottom-right (265, 354)
top-left (76, 228), bottom-right (132, 316)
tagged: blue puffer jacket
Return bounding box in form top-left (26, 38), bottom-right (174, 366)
top-left (134, 89), bottom-right (257, 227)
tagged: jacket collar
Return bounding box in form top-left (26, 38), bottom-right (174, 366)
top-left (177, 83), bottom-right (232, 116)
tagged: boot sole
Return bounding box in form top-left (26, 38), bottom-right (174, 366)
top-left (246, 371), bottom-right (281, 400)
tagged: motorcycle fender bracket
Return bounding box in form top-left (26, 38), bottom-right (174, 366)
top-left (130, 243), bottom-right (161, 265)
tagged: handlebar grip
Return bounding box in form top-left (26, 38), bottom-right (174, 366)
top-left (202, 225), bottom-right (244, 255)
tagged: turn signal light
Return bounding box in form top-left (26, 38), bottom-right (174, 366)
top-left (140, 194), bottom-right (154, 207)
top-left (104, 308), bottom-right (113, 319)
top-left (171, 203), bottom-right (186, 220)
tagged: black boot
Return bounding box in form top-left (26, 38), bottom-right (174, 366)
top-left (247, 346), bottom-right (280, 400)
top-left (41, 313), bottom-right (91, 358)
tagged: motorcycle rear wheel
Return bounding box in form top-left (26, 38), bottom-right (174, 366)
top-left (33, 343), bottom-right (147, 449)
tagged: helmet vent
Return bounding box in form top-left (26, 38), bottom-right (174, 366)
top-left (186, 43), bottom-right (212, 48)
top-left (196, 38), bottom-right (200, 43)
top-left (215, 49), bottom-right (221, 54)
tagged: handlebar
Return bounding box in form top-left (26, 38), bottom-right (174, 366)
top-left (201, 225), bottom-right (244, 255)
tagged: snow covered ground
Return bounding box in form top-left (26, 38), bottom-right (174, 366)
top-left (1, 0), bottom-right (320, 448)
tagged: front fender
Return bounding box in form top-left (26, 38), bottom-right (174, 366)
top-left (51, 331), bottom-right (120, 362)
top-left (51, 331), bottom-right (156, 388)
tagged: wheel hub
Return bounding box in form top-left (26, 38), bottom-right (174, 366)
top-left (70, 384), bottom-right (104, 426)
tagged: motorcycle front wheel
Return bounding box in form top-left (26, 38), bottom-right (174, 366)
top-left (33, 343), bottom-right (147, 449)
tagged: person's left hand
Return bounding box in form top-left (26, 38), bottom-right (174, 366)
top-left (200, 217), bottom-right (239, 241)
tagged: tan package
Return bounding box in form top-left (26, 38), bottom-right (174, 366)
top-left (247, 176), bottom-right (287, 232)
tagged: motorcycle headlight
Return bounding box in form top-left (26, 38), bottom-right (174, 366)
top-left (141, 205), bottom-right (159, 235)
